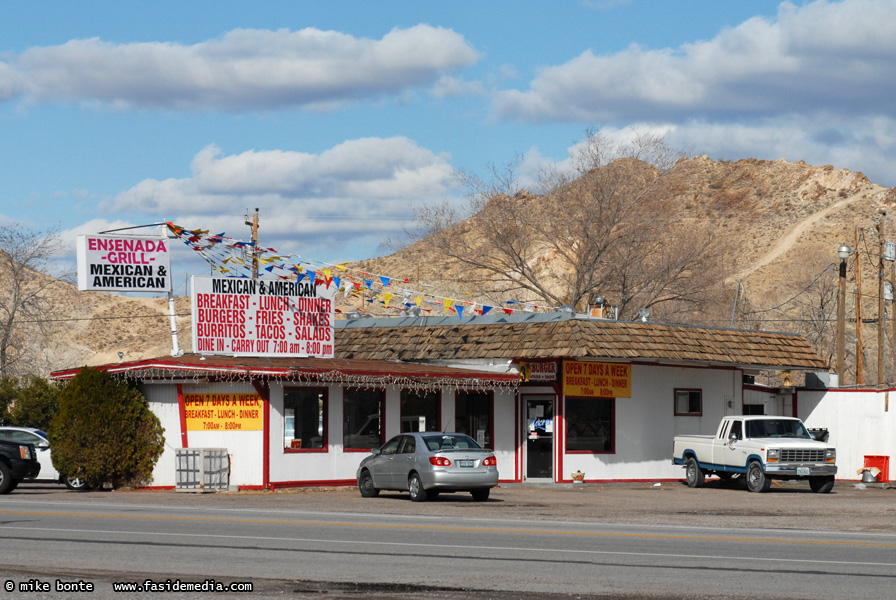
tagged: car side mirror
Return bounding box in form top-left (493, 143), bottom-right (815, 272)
top-left (728, 432), bottom-right (738, 443)
top-left (371, 448), bottom-right (381, 455)
top-left (37, 441), bottom-right (50, 449)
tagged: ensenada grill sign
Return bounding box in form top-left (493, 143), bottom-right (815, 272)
top-left (76, 234), bottom-right (171, 292)
top-left (191, 275), bottom-right (336, 358)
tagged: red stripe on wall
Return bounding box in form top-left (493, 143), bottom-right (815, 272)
top-left (252, 381), bottom-right (271, 490)
top-left (177, 384), bottom-right (188, 448)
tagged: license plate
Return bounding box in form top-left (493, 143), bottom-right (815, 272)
top-left (797, 467), bottom-right (810, 476)
top-left (458, 460), bottom-right (474, 468)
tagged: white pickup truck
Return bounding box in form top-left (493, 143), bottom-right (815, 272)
top-left (672, 416), bottom-right (837, 493)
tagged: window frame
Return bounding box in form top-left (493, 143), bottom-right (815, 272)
top-left (283, 387), bottom-right (328, 454)
top-left (564, 396), bottom-right (616, 454)
top-left (342, 388), bottom-right (385, 452)
top-left (673, 388), bottom-right (703, 417)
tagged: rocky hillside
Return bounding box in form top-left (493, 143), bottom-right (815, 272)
top-left (360, 156), bottom-right (891, 317)
top-left (16, 156), bottom-right (896, 378)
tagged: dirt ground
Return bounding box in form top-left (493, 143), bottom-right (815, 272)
top-left (253, 478), bottom-right (896, 533)
top-left (43, 476), bottom-right (896, 533)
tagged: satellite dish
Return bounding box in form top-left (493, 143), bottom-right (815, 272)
top-left (638, 308), bottom-right (650, 322)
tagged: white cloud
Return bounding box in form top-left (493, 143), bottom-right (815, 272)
top-left (430, 75), bottom-right (484, 99)
top-left (0, 61), bottom-right (24, 101)
top-left (664, 115), bottom-right (896, 185)
top-left (520, 117), bottom-right (896, 188)
top-left (10, 25), bottom-right (480, 111)
top-left (494, 0), bottom-right (896, 123)
top-left (109, 137), bottom-right (458, 260)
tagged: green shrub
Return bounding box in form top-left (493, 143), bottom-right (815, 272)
top-left (7, 375), bottom-right (61, 431)
top-left (0, 376), bottom-right (17, 424)
top-left (48, 367), bottom-right (165, 489)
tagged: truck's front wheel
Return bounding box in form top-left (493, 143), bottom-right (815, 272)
top-left (809, 475), bottom-right (835, 494)
top-left (685, 456), bottom-right (705, 488)
top-left (746, 461), bottom-right (771, 493)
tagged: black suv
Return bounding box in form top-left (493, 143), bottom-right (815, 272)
top-left (0, 438), bottom-right (41, 493)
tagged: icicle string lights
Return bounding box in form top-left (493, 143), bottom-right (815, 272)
top-left (100, 363), bottom-right (518, 393)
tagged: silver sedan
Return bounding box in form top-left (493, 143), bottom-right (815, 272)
top-left (356, 432), bottom-right (498, 502)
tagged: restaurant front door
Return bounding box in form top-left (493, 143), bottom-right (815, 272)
top-left (524, 395), bottom-right (554, 480)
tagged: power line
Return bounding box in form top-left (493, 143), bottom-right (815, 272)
top-left (18, 313), bottom-right (191, 324)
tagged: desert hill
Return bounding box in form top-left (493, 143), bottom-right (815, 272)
top-left (359, 156), bottom-right (890, 318)
top-left (16, 156), bottom-right (896, 380)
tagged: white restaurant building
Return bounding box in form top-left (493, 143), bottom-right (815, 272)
top-left (51, 312), bottom-right (837, 490)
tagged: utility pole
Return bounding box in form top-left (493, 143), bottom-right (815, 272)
top-left (837, 245), bottom-right (850, 384)
top-left (245, 208), bottom-right (260, 279)
top-left (855, 226), bottom-right (864, 384)
top-left (878, 211), bottom-right (887, 385)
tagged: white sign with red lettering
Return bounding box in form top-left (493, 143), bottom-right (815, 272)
top-left (191, 276), bottom-right (336, 358)
top-left (76, 234), bottom-right (171, 292)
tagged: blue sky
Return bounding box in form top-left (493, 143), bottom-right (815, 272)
top-left (2, 0), bottom-right (895, 293)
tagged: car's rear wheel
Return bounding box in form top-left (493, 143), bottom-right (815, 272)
top-left (471, 488), bottom-right (490, 502)
top-left (0, 462), bottom-right (13, 494)
top-left (358, 470), bottom-right (379, 497)
top-left (64, 476), bottom-right (90, 491)
top-left (408, 473), bottom-right (428, 502)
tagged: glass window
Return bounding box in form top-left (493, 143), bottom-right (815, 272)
top-left (455, 391), bottom-right (492, 449)
top-left (343, 389), bottom-right (384, 450)
top-left (421, 433), bottom-right (481, 451)
top-left (400, 390), bottom-right (440, 432)
top-left (565, 397), bottom-right (614, 453)
top-left (729, 420), bottom-right (743, 440)
top-left (284, 388), bottom-right (326, 450)
top-left (379, 436), bottom-right (400, 455)
top-left (397, 435), bottom-right (416, 454)
top-left (746, 418), bottom-right (811, 439)
top-left (0, 429), bottom-right (45, 445)
top-left (674, 389), bottom-right (702, 416)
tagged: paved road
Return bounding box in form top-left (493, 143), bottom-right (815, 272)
top-left (1, 480), bottom-right (894, 599)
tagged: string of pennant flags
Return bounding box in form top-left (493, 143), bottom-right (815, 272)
top-left (166, 221), bottom-right (558, 319)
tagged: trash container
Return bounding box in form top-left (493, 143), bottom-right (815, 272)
top-left (863, 455), bottom-right (890, 483)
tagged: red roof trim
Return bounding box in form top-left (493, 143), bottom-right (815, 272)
top-left (49, 355), bottom-right (518, 386)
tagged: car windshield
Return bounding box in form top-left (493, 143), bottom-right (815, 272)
top-left (421, 434), bottom-right (482, 452)
top-left (746, 419), bottom-right (811, 439)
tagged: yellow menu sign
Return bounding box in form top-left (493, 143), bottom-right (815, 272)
top-left (183, 393), bottom-right (263, 431)
top-left (562, 361), bottom-right (631, 398)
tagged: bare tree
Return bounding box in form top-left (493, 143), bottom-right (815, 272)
top-left (0, 225), bottom-right (68, 377)
top-left (414, 130), bottom-right (721, 321)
